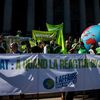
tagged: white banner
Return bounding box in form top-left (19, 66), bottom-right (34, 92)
top-left (0, 54), bottom-right (100, 95)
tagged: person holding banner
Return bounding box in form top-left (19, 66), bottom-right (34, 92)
top-left (78, 41), bottom-right (88, 54)
top-left (49, 39), bottom-right (62, 54)
top-left (89, 43), bottom-right (97, 54)
top-left (31, 41), bottom-right (44, 53)
top-left (10, 42), bottom-right (21, 54)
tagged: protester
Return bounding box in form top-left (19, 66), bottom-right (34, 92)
top-left (78, 41), bottom-right (88, 54)
top-left (20, 41), bottom-right (31, 53)
top-left (43, 41), bottom-right (50, 54)
top-left (49, 40), bottom-right (55, 53)
top-left (16, 30), bottom-right (22, 36)
top-left (65, 40), bottom-right (71, 52)
top-left (49, 40), bottom-right (62, 54)
top-left (89, 43), bottom-right (97, 54)
top-left (10, 42), bottom-right (21, 54)
top-left (68, 43), bottom-right (79, 54)
top-left (68, 38), bottom-right (79, 54)
top-left (68, 35), bottom-right (72, 45)
top-left (96, 42), bottom-right (100, 55)
top-left (31, 41), bottom-right (44, 53)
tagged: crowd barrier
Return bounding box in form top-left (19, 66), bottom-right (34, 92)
top-left (0, 54), bottom-right (100, 96)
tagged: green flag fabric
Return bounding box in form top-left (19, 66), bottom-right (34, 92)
top-left (32, 30), bottom-right (57, 42)
top-left (46, 23), bottom-right (63, 31)
top-left (29, 39), bottom-right (36, 47)
top-left (46, 23), bottom-right (67, 54)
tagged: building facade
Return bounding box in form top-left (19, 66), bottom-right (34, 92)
top-left (0, 0), bottom-right (100, 37)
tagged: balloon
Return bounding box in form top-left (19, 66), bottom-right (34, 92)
top-left (81, 25), bottom-right (100, 50)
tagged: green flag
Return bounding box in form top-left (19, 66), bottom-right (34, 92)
top-left (46, 23), bottom-right (63, 31)
top-left (20, 44), bottom-right (26, 52)
top-left (46, 23), bottom-right (67, 54)
top-left (32, 30), bottom-right (57, 42)
top-left (29, 39), bottom-right (36, 47)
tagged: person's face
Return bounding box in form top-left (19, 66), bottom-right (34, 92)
top-left (65, 40), bottom-right (69, 46)
top-left (10, 44), bottom-right (17, 52)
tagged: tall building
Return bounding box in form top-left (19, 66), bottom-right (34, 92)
top-left (0, 0), bottom-right (100, 37)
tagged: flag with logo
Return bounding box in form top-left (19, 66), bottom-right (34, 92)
top-left (32, 30), bottom-right (57, 42)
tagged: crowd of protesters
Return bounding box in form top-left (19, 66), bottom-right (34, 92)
top-left (0, 33), bottom-right (100, 100)
top-left (65, 36), bottom-right (100, 55)
top-left (0, 33), bottom-right (100, 55)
